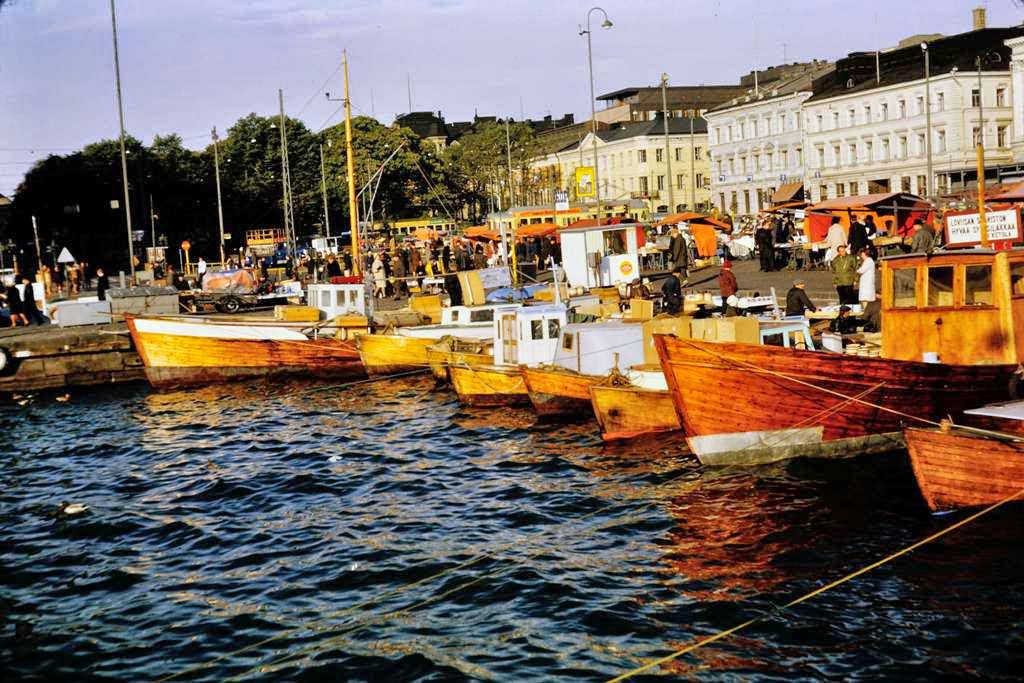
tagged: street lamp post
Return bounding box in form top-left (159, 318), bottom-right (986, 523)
top-left (211, 126), bottom-right (226, 264)
top-left (579, 7), bottom-right (613, 223)
top-left (922, 42), bottom-right (933, 201)
top-left (660, 73), bottom-right (674, 213)
top-left (109, 0), bottom-right (135, 280)
top-left (319, 142), bottom-right (332, 238)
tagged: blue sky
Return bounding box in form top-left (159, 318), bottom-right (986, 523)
top-left (2, 0), bottom-right (1022, 196)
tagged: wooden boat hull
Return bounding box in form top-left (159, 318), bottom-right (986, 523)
top-left (449, 364), bottom-right (527, 406)
top-left (425, 341), bottom-right (493, 384)
top-left (589, 384), bottom-right (681, 441)
top-left (127, 316), bottom-right (365, 389)
top-left (654, 335), bottom-right (1019, 467)
top-left (521, 366), bottom-right (600, 417)
top-left (354, 333), bottom-right (435, 376)
top-left (905, 427), bottom-right (1024, 512)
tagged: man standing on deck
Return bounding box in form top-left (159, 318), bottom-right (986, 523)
top-left (660, 266), bottom-right (685, 314)
top-left (785, 279), bottom-right (817, 317)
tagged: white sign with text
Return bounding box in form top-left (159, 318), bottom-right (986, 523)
top-left (945, 208), bottom-right (1020, 245)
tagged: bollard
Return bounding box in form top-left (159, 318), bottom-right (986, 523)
top-left (119, 271), bottom-right (126, 288)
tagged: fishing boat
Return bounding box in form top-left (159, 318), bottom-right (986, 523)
top-left (356, 303), bottom-right (519, 376)
top-left (905, 401), bottom-right (1024, 512)
top-left (656, 248), bottom-right (1024, 466)
top-left (425, 336), bottom-right (492, 383)
top-left (589, 365), bottom-right (681, 441)
top-left (521, 320), bottom-right (645, 418)
top-left (450, 304), bottom-right (566, 406)
top-left (127, 285), bottom-right (369, 388)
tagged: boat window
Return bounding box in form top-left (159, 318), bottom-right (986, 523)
top-left (531, 320), bottom-right (545, 340)
top-left (320, 291), bottom-right (331, 308)
top-left (891, 268), bottom-right (917, 308)
top-left (469, 309), bottom-right (494, 323)
top-left (562, 332), bottom-right (574, 350)
top-left (548, 318), bottom-right (561, 340)
top-left (926, 266), bottom-right (954, 307)
top-left (964, 265), bottom-right (993, 306)
top-left (1011, 262), bottom-right (1024, 296)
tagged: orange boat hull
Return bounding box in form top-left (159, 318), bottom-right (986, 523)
top-left (354, 333), bottom-right (434, 376)
top-left (127, 318), bottom-right (364, 389)
top-left (521, 366), bottom-right (600, 417)
top-left (655, 335), bottom-right (1018, 466)
top-left (905, 427), bottom-right (1024, 512)
top-left (589, 384), bottom-right (681, 440)
top-left (425, 347), bottom-right (493, 384)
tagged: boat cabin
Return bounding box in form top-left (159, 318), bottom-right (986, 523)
top-left (308, 283), bottom-right (367, 318)
top-left (553, 321), bottom-right (645, 375)
top-left (493, 305), bottom-right (568, 366)
top-left (880, 249), bottom-right (1024, 364)
top-left (560, 223), bottom-right (645, 289)
top-left (439, 303), bottom-right (522, 327)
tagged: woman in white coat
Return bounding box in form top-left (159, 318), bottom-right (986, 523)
top-left (856, 248), bottom-right (876, 308)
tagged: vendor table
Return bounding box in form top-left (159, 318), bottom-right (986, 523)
top-left (757, 317), bottom-right (816, 350)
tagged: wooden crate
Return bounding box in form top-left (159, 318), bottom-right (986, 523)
top-left (274, 305), bottom-right (321, 322)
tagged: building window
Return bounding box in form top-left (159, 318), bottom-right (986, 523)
top-left (997, 87), bottom-right (1007, 107)
top-left (864, 104), bottom-right (872, 122)
top-left (657, 175), bottom-right (665, 191)
top-left (716, 159), bottom-right (723, 176)
top-left (833, 144), bottom-right (841, 166)
top-left (638, 149), bottom-right (647, 163)
top-left (998, 125), bottom-right (1009, 148)
top-left (972, 88), bottom-right (981, 107)
top-left (937, 92), bottom-right (945, 111)
top-left (882, 137), bottom-right (890, 160)
top-left (865, 141), bottom-right (873, 162)
top-left (719, 192), bottom-right (726, 209)
top-left (816, 114), bottom-right (823, 131)
top-left (917, 175), bottom-right (927, 195)
top-left (848, 143), bottom-right (857, 165)
top-left (898, 100), bottom-right (906, 118)
top-left (796, 147), bottom-right (803, 165)
top-left (916, 96), bottom-right (924, 115)
top-left (696, 173), bottom-right (705, 188)
top-left (973, 126), bottom-right (982, 147)
top-left (674, 147), bottom-right (683, 161)
top-left (740, 156), bottom-right (747, 173)
top-left (881, 102), bottom-right (888, 120)
top-left (901, 176), bottom-right (912, 192)
top-left (767, 151), bottom-right (774, 169)
top-left (729, 157), bottom-right (735, 174)
top-left (694, 146), bottom-right (703, 159)
top-left (848, 109), bottom-right (856, 126)
top-left (819, 184), bottom-right (828, 200)
top-left (676, 173), bottom-right (685, 189)
top-left (817, 146), bottom-right (825, 167)
top-left (639, 176), bottom-right (649, 194)
top-left (832, 111), bottom-right (840, 128)
top-left (837, 182), bottom-right (846, 197)
top-left (656, 148), bottom-right (663, 163)
top-left (898, 136), bottom-right (907, 159)
top-left (937, 129), bottom-right (946, 153)
top-left (916, 133), bottom-right (925, 156)
top-left (753, 153), bottom-right (760, 171)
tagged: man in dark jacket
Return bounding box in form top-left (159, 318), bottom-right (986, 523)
top-left (755, 222), bottom-right (775, 271)
top-left (660, 266), bottom-right (685, 314)
top-left (785, 279), bottom-right (817, 317)
top-left (848, 218), bottom-right (870, 256)
top-left (668, 227), bottom-right (689, 272)
top-left (96, 267), bottom-right (110, 301)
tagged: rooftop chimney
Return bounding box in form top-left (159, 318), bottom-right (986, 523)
top-left (973, 6), bottom-right (986, 30)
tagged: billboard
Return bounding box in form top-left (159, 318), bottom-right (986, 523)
top-left (943, 206), bottom-right (1022, 248)
top-left (575, 166), bottom-right (595, 198)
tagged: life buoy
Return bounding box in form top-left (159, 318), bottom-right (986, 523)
top-left (619, 260), bottom-right (634, 277)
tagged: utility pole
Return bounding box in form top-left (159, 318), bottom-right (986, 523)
top-left (505, 119), bottom-right (516, 209)
top-left (31, 215), bottom-right (41, 268)
top-left (150, 194), bottom-right (157, 248)
top-left (109, 0), bottom-right (135, 280)
top-left (689, 113), bottom-right (697, 209)
top-left (278, 89), bottom-right (296, 266)
top-left (319, 143), bottom-right (332, 238)
top-left (211, 126), bottom-right (227, 264)
top-left (343, 50), bottom-right (361, 276)
top-left (580, 7), bottom-right (613, 224)
top-left (660, 73), bottom-right (674, 213)
top-left (922, 42), bottom-right (933, 200)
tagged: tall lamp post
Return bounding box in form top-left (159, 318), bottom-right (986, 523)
top-left (660, 73), bottom-right (674, 213)
top-left (579, 7), bottom-right (613, 223)
top-left (109, 0), bottom-right (135, 280)
top-left (211, 126), bottom-right (226, 264)
top-left (976, 50), bottom-right (1002, 247)
top-left (921, 42), bottom-right (933, 201)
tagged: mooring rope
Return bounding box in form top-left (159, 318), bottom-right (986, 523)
top-left (606, 484), bottom-right (1024, 682)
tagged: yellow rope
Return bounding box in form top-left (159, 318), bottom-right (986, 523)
top-left (606, 485), bottom-right (1024, 682)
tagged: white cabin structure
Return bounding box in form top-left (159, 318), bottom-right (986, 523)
top-left (559, 223), bottom-right (643, 289)
top-left (553, 321), bottom-right (646, 375)
top-left (493, 305), bottom-right (567, 366)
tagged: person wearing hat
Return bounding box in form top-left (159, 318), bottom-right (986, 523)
top-left (829, 305), bottom-right (857, 334)
top-left (660, 266), bottom-right (686, 314)
top-left (785, 278), bottom-right (817, 317)
top-left (718, 260), bottom-right (739, 316)
top-left (830, 244), bottom-right (858, 305)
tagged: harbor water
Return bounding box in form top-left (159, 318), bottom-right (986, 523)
top-left (2, 375), bottom-right (1022, 681)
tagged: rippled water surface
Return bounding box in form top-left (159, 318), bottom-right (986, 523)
top-left (2, 377), bottom-right (1023, 681)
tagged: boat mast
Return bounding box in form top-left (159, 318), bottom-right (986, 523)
top-left (342, 50), bottom-right (361, 276)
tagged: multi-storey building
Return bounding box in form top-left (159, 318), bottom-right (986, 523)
top-left (594, 85), bottom-right (746, 125)
top-left (706, 61), bottom-right (834, 215)
top-left (394, 111), bottom-right (576, 151)
top-left (802, 25), bottom-right (1023, 204)
top-left (529, 117), bottom-right (711, 213)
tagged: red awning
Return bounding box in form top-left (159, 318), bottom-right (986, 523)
top-left (654, 212), bottom-right (730, 230)
top-left (463, 225), bottom-right (500, 240)
top-left (516, 222), bottom-right (559, 237)
top-left (989, 181), bottom-right (1024, 201)
top-left (807, 192), bottom-right (927, 212)
top-left (770, 182), bottom-right (804, 205)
